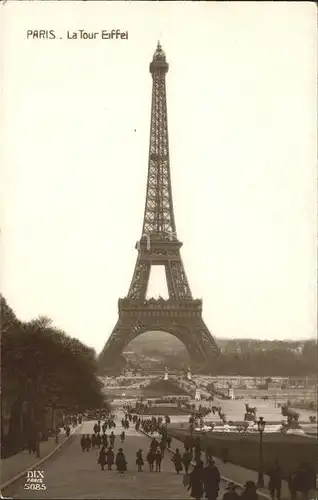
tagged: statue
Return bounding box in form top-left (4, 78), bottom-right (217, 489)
top-left (195, 388), bottom-right (201, 401)
top-left (187, 366), bottom-right (192, 381)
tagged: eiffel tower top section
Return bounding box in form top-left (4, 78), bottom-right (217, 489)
top-left (149, 41), bottom-right (169, 72)
top-left (141, 42), bottom-right (177, 243)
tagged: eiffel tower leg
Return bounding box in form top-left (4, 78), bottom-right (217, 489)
top-left (174, 318), bottom-right (219, 372)
top-left (99, 317), bottom-right (148, 373)
top-left (99, 321), bottom-right (133, 373)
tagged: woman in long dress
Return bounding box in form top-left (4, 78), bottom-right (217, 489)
top-left (172, 448), bottom-right (183, 474)
top-left (116, 448), bottom-right (127, 476)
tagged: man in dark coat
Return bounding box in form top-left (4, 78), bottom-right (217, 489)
top-left (106, 446), bottom-right (114, 470)
top-left (203, 458), bottom-right (220, 500)
top-left (267, 460), bottom-right (283, 500)
top-left (182, 447), bottom-right (193, 475)
top-left (98, 445), bottom-right (106, 471)
top-left (80, 435), bottom-right (85, 452)
top-left (84, 435), bottom-right (91, 451)
top-left (154, 448), bottom-right (162, 472)
top-left (187, 460), bottom-right (204, 499)
top-left (109, 431), bottom-right (115, 447)
top-left (136, 449), bottom-right (144, 472)
top-left (91, 434), bottom-right (96, 449)
top-left (172, 448), bottom-right (183, 474)
top-left (296, 462), bottom-right (315, 500)
top-left (150, 438), bottom-right (159, 452)
top-left (147, 449), bottom-right (155, 472)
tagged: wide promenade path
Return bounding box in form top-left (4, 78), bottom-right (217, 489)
top-left (3, 413), bottom-right (229, 499)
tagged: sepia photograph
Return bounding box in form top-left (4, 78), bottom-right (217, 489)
top-left (1, 1), bottom-right (317, 499)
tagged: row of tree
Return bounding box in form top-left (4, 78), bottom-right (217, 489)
top-left (125, 339), bottom-right (317, 376)
top-left (1, 295), bottom-right (107, 457)
top-left (139, 344), bottom-right (317, 376)
top-left (208, 345), bottom-right (317, 376)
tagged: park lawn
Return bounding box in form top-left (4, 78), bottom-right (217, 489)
top-left (168, 428), bottom-right (316, 479)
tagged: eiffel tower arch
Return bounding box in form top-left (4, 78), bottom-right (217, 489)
top-left (99, 43), bottom-right (220, 374)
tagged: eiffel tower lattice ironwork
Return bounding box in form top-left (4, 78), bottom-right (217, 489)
top-left (99, 42), bottom-right (220, 373)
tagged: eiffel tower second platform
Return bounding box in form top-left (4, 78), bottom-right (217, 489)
top-left (99, 43), bottom-right (220, 374)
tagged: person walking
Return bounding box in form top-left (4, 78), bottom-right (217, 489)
top-left (172, 448), bottom-right (183, 474)
top-left (150, 438), bottom-right (159, 452)
top-left (116, 448), bottom-right (127, 476)
top-left (120, 431), bottom-right (125, 443)
top-left (84, 434), bottom-right (91, 452)
top-left (102, 433), bottom-right (108, 447)
top-left (267, 460), bottom-right (283, 500)
top-left (147, 449), bottom-right (155, 472)
top-left (97, 445), bottom-right (106, 471)
top-left (110, 431), bottom-right (115, 447)
top-left (136, 449), bottom-right (144, 472)
top-left (155, 448), bottom-right (162, 472)
top-left (203, 458), bottom-right (220, 500)
top-left (194, 445), bottom-right (202, 465)
top-left (96, 433), bottom-right (101, 448)
top-left (296, 462), bottom-right (314, 500)
top-left (80, 435), bottom-right (85, 452)
top-left (159, 439), bottom-right (166, 457)
top-left (241, 481), bottom-right (259, 500)
top-left (106, 446), bottom-right (114, 470)
top-left (183, 447), bottom-right (193, 475)
top-left (222, 482), bottom-right (240, 500)
top-left (187, 460), bottom-right (204, 500)
top-left (92, 433), bottom-right (96, 449)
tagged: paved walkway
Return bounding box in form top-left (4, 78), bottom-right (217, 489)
top-left (0, 426), bottom-right (80, 487)
top-left (2, 413), bottom-right (302, 500)
top-left (2, 416), bottom-right (227, 499)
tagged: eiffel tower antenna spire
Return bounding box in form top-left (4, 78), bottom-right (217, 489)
top-left (99, 44), bottom-right (220, 374)
top-left (142, 41), bottom-right (176, 242)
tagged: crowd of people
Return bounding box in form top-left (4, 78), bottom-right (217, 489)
top-left (78, 411), bottom-right (314, 500)
top-left (80, 416), bottom-right (127, 474)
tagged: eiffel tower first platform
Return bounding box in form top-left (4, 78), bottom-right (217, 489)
top-left (99, 43), bottom-right (220, 374)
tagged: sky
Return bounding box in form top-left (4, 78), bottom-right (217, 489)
top-left (2, 1), bottom-right (317, 353)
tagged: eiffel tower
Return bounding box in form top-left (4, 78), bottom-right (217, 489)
top-left (99, 42), bottom-right (220, 373)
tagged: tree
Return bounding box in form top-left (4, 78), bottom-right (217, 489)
top-left (1, 295), bottom-right (107, 456)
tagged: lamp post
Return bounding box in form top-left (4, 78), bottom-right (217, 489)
top-left (257, 416), bottom-right (266, 488)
